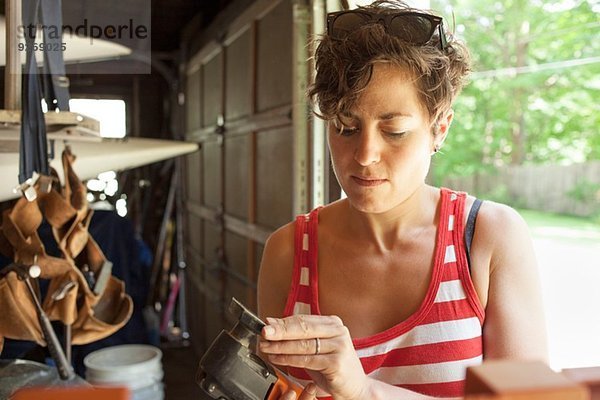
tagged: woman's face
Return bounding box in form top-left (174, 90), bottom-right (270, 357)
top-left (328, 62), bottom-right (442, 214)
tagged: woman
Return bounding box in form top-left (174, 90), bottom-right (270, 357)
top-left (257, 1), bottom-right (548, 399)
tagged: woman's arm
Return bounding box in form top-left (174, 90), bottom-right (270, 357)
top-left (476, 202), bottom-right (549, 361)
top-left (257, 222), bottom-right (295, 322)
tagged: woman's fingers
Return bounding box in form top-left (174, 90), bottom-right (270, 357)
top-left (266, 353), bottom-right (331, 371)
top-left (259, 314), bottom-right (352, 371)
top-left (280, 383), bottom-right (317, 400)
top-left (263, 314), bottom-right (347, 341)
top-left (260, 337), bottom-right (319, 355)
top-left (260, 336), bottom-right (343, 355)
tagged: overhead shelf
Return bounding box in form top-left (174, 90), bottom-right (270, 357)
top-left (0, 130), bottom-right (199, 202)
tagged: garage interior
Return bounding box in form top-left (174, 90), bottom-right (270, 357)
top-left (1, 0), bottom-right (599, 399)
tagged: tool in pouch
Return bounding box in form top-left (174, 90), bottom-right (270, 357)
top-left (196, 298), bottom-right (303, 400)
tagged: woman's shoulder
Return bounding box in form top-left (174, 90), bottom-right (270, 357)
top-left (468, 196), bottom-right (528, 235)
top-left (262, 221), bottom-right (296, 269)
top-left (466, 196), bottom-right (533, 270)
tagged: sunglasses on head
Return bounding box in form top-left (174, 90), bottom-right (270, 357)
top-left (327, 10), bottom-right (448, 51)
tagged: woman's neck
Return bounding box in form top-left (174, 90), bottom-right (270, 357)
top-left (341, 184), bottom-right (439, 253)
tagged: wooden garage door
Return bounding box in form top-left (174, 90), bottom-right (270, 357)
top-left (182, 0), bottom-right (322, 355)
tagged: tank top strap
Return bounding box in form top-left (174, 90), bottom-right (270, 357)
top-left (440, 187), bottom-right (485, 323)
top-left (283, 207), bottom-right (321, 317)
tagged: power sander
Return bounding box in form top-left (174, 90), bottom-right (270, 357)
top-left (196, 298), bottom-right (304, 400)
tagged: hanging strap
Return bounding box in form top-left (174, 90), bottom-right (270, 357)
top-left (19, 0), bottom-right (48, 183)
top-left (464, 198), bottom-right (483, 274)
top-left (40, 0), bottom-right (70, 112)
top-left (19, 0), bottom-right (71, 184)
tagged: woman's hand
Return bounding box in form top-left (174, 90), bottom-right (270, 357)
top-left (259, 314), bottom-right (371, 400)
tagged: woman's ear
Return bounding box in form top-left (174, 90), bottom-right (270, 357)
top-left (434, 109), bottom-right (454, 150)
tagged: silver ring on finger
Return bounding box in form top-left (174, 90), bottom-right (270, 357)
top-left (314, 337), bottom-right (320, 355)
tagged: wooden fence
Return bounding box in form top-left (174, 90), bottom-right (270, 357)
top-left (443, 161), bottom-right (600, 217)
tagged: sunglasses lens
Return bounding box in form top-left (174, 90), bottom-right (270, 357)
top-left (330, 12), bottom-right (371, 38)
top-left (328, 11), bottom-right (443, 48)
top-left (388, 15), bottom-right (435, 44)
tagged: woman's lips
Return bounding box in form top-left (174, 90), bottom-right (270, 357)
top-left (351, 176), bottom-right (387, 187)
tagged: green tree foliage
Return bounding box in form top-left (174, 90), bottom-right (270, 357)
top-left (430, 0), bottom-right (600, 184)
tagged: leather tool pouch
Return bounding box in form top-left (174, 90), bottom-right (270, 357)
top-left (0, 148), bottom-right (133, 352)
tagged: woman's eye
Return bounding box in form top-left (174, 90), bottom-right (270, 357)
top-left (339, 127), bottom-right (358, 136)
top-left (385, 131), bottom-right (407, 138)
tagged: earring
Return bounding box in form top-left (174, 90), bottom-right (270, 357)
top-left (433, 144), bottom-right (440, 153)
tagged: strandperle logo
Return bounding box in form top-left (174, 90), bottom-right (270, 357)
top-left (18, 18), bottom-right (149, 44)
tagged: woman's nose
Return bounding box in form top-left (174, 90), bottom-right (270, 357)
top-left (353, 131), bottom-right (381, 166)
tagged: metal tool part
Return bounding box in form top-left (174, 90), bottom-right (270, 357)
top-left (21, 264), bottom-right (75, 380)
top-left (50, 279), bottom-right (76, 363)
top-left (80, 264), bottom-right (96, 290)
top-left (51, 280), bottom-right (76, 301)
top-left (196, 298), bottom-right (301, 400)
top-left (93, 260), bottom-right (112, 295)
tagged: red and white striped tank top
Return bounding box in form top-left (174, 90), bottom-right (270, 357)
top-left (283, 188), bottom-right (485, 398)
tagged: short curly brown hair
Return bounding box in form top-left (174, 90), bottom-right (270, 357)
top-left (309, 0), bottom-right (471, 126)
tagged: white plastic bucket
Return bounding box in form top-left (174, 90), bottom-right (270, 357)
top-left (84, 344), bottom-right (164, 400)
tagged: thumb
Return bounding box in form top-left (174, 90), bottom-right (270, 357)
top-left (298, 383), bottom-right (318, 400)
